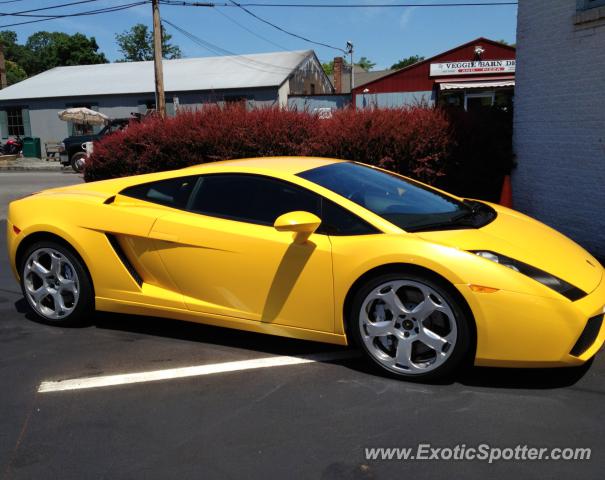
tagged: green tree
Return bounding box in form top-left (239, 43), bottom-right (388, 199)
top-left (356, 56), bottom-right (375, 72)
top-left (497, 39), bottom-right (516, 47)
top-left (0, 30), bottom-right (34, 76)
top-left (115, 24), bottom-right (182, 62)
top-left (391, 55), bottom-right (425, 70)
top-left (0, 30), bottom-right (107, 79)
top-left (22, 31), bottom-right (107, 75)
top-left (322, 61), bottom-right (334, 75)
top-left (5, 60), bottom-right (27, 85)
top-left (322, 57), bottom-right (376, 76)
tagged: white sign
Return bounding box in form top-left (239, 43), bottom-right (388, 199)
top-left (430, 59), bottom-right (516, 76)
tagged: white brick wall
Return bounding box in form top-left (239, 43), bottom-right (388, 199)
top-left (513, 0), bottom-right (605, 257)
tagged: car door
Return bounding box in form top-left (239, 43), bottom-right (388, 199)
top-left (96, 175), bottom-right (198, 309)
top-left (150, 174), bottom-right (335, 333)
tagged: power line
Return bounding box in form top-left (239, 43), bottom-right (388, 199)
top-left (0, 2), bottom-right (148, 28)
top-left (161, 0), bottom-right (347, 52)
top-left (161, 0), bottom-right (516, 53)
top-left (212, 6), bottom-right (288, 50)
top-left (224, 1), bottom-right (346, 52)
top-left (235, 2), bottom-right (518, 6)
top-left (162, 1), bottom-right (517, 7)
top-left (2, 2), bottom-right (148, 19)
top-left (163, 18), bottom-right (297, 73)
top-left (0, 0), bottom-right (105, 16)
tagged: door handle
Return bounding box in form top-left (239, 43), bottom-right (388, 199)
top-left (149, 231), bottom-right (179, 242)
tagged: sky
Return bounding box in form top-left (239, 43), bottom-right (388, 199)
top-left (0, 1), bottom-right (518, 69)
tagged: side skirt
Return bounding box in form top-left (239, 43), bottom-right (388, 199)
top-left (95, 296), bottom-right (349, 346)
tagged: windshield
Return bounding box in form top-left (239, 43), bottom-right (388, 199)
top-left (298, 162), bottom-right (475, 232)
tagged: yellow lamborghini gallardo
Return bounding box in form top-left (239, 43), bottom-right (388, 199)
top-left (6, 157), bottom-right (605, 380)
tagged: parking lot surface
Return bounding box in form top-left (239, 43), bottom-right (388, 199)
top-left (1, 172), bottom-right (604, 479)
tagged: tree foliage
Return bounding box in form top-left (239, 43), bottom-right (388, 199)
top-left (322, 61), bottom-right (334, 75)
top-left (115, 24), bottom-right (182, 62)
top-left (356, 56), bottom-right (376, 72)
top-left (23, 31), bottom-right (107, 75)
top-left (0, 30), bottom-right (107, 82)
top-left (6, 60), bottom-right (27, 85)
top-left (391, 55), bottom-right (425, 70)
top-left (322, 56), bottom-right (376, 76)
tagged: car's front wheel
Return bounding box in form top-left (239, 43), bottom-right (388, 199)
top-left (350, 272), bottom-right (473, 381)
top-left (20, 241), bottom-right (93, 326)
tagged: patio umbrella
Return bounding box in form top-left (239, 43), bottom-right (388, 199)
top-left (57, 107), bottom-right (109, 126)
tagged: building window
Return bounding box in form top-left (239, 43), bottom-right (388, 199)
top-left (223, 95), bottom-right (253, 109)
top-left (464, 91), bottom-right (495, 111)
top-left (578, 0), bottom-right (605, 10)
top-left (6, 107), bottom-right (24, 136)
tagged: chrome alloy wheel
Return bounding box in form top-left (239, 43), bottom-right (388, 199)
top-left (23, 248), bottom-right (80, 320)
top-left (359, 280), bottom-right (458, 375)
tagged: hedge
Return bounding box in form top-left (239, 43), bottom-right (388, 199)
top-left (84, 104), bottom-right (513, 201)
top-left (84, 105), bottom-right (453, 185)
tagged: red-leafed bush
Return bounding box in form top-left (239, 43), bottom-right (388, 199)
top-left (308, 107), bottom-right (452, 184)
top-left (84, 105), bottom-right (454, 185)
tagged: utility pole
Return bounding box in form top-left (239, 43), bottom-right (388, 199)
top-left (0, 44), bottom-right (7, 90)
top-left (152, 0), bottom-right (166, 118)
top-left (346, 41), bottom-right (354, 93)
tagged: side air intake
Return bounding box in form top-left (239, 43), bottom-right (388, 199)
top-left (106, 234), bottom-right (143, 287)
top-left (570, 314), bottom-right (603, 357)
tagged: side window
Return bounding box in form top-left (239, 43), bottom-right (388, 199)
top-left (318, 199), bottom-right (379, 236)
top-left (120, 176), bottom-right (196, 209)
top-left (188, 174), bottom-right (321, 225)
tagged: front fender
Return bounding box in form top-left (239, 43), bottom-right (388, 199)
top-left (330, 233), bottom-right (565, 336)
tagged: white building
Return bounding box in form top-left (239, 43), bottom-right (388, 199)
top-left (0, 50), bottom-right (332, 147)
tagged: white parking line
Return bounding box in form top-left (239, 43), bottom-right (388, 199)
top-left (37, 350), bottom-right (358, 393)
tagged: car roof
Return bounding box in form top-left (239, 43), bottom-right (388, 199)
top-left (48, 157), bottom-right (347, 200)
top-left (181, 156), bottom-right (345, 176)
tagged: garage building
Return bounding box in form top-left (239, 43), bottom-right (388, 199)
top-left (0, 50), bottom-right (332, 149)
top-left (352, 37), bottom-right (515, 111)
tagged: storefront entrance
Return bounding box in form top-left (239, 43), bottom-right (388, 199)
top-left (439, 86), bottom-right (514, 112)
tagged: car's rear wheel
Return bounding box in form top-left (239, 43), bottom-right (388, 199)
top-left (20, 241), bottom-right (93, 326)
top-left (350, 272), bottom-right (473, 381)
top-left (70, 152), bottom-right (87, 173)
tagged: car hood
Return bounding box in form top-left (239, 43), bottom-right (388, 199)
top-left (414, 203), bottom-right (603, 294)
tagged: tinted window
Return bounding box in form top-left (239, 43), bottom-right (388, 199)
top-left (299, 162), bottom-right (472, 232)
top-left (188, 174), bottom-right (321, 226)
top-left (318, 199), bottom-right (378, 236)
top-left (122, 173), bottom-right (379, 236)
top-left (121, 176), bottom-right (196, 209)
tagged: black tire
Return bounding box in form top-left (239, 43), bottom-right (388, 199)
top-left (349, 271), bottom-right (474, 382)
top-left (70, 152), bottom-right (87, 173)
top-left (19, 240), bottom-right (94, 327)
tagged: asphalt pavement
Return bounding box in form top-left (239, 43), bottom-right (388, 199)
top-left (1, 172), bottom-right (604, 479)
top-left (0, 171), bottom-right (81, 221)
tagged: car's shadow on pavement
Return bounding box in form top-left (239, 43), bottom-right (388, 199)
top-left (14, 297), bottom-right (595, 391)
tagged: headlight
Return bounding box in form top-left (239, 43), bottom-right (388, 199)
top-left (471, 250), bottom-right (587, 301)
top-left (58, 142), bottom-right (66, 153)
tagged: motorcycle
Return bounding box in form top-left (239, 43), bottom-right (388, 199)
top-left (0, 136), bottom-right (23, 155)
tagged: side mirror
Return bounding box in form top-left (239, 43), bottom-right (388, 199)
top-left (274, 211), bottom-right (321, 244)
